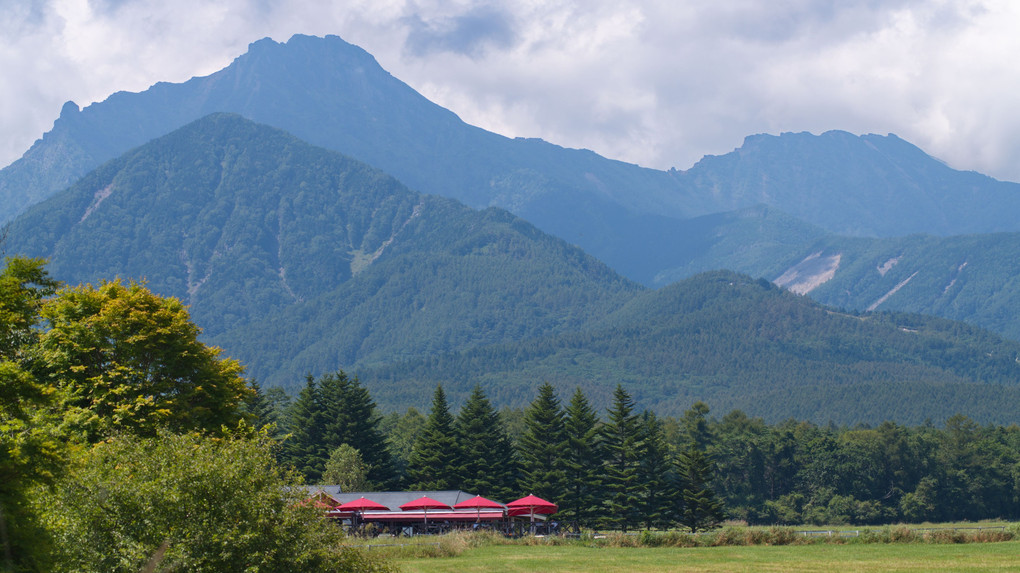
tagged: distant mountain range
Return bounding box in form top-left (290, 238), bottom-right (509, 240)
top-left (7, 113), bottom-right (1020, 425)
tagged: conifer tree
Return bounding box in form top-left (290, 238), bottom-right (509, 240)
top-left (517, 382), bottom-right (568, 502)
top-left (677, 443), bottom-right (725, 533)
top-left (281, 371), bottom-right (395, 487)
top-left (406, 385), bottom-right (461, 490)
top-left (455, 385), bottom-right (519, 500)
top-left (637, 410), bottom-right (675, 529)
top-left (561, 387), bottom-right (603, 529)
top-left (280, 375), bottom-right (328, 481)
top-left (317, 371), bottom-right (396, 488)
top-left (601, 384), bottom-right (643, 531)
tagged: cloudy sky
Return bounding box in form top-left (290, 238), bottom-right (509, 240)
top-left (4, 0), bottom-right (1020, 181)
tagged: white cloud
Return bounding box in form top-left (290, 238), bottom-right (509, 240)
top-left (2, 0), bottom-right (1020, 181)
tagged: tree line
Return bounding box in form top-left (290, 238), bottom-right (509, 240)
top-left (270, 371), bottom-right (1020, 530)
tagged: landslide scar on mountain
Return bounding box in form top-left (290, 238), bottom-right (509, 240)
top-left (79, 184), bottom-right (114, 223)
top-left (774, 251), bottom-right (842, 295)
top-left (349, 199), bottom-right (424, 276)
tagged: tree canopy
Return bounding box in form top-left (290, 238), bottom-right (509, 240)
top-left (37, 279), bottom-right (250, 441)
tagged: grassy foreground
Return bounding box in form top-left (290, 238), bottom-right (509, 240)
top-left (393, 542), bottom-right (1020, 573)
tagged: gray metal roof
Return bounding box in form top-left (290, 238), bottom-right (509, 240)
top-left (329, 490), bottom-right (485, 511)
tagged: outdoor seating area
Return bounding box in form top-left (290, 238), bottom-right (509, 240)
top-left (302, 488), bottom-right (559, 536)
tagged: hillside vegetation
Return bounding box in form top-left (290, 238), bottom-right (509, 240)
top-left (8, 113), bottom-right (1020, 424)
top-left (362, 271), bottom-right (1020, 424)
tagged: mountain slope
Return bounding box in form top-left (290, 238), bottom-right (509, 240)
top-left (7, 114), bottom-right (1020, 424)
top-left (360, 271), bottom-right (1020, 425)
top-left (0, 34), bottom-right (697, 284)
top-left (6, 113), bottom-right (641, 389)
top-left (8, 35), bottom-right (1020, 289)
top-left (769, 233), bottom-right (1020, 340)
top-left (674, 130), bottom-right (1020, 237)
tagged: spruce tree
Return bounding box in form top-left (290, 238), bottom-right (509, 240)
top-left (601, 384), bottom-right (643, 531)
top-left (280, 371), bottom-right (395, 487)
top-left (454, 385), bottom-right (519, 500)
top-left (280, 375), bottom-right (328, 481)
top-left (677, 443), bottom-right (725, 533)
top-left (406, 385), bottom-right (461, 490)
top-left (637, 410), bottom-right (675, 529)
top-left (561, 387), bottom-right (603, 529)
top-left (317, 371), bottom-right (397, 489)
top-left (517, 382), bottom-right (568, 502)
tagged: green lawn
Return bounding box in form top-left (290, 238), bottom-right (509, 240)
top-left (393, 542), bottom-right (1020, 573)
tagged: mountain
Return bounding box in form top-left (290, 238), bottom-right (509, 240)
top-left (676, 130), bottom-right (1020, 237)
top-left (0, 34), bottom-right (701, 285)
top-left (769, 232), bottom-right (1020, 340)
top-left (7, 34), bottom-right (1020, 289)
top-left (6, 113), bottom-right (640, 390)
top-left (360, 271), bottom-right (1020, 426)
top-left (9, 114), bottom-right (1020, 424)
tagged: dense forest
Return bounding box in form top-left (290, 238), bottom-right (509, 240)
top-left (360, 271), bottom-right (1020, 425)
top-left (270, 370), bottom-right (1020, 530)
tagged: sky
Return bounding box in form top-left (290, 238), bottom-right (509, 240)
top-left (3, 0), bottom-right (1020, 181)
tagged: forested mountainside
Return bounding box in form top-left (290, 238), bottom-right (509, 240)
top-left (768, 232), bottom-right (1020, 340)
top-left (8, 113), bottom-right (1020, 424)
top-left (6, 113), bottom-right (639, 386)
top-left (364, 271), bottom-right (1020, 426)
top-left (5, 34), bottom-right (1020, 289)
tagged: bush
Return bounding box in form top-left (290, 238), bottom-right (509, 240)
top-left (35, 430), bottom-right (393, 573)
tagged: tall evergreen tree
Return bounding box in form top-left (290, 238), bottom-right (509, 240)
top-left (677, 443), bottom-right (725, 533)
top-left (317, 371), bottom-right (397, 489)
top-left (561, 387), bottom-right (603, 529)
top-left (454, 384), bottom-right (519, 500)
top-left (280, 375), bottom-right (327, 481)
top-left (280, 371), bottom-right (395, 487)
top-left (637, 410), bottom-right (675, 529)
top-left (517, 382), bottom-right (568, 502)
top-left (406, 385), bottom-right (461, 490)
top-left (601, 384), bottom-right (643, 531)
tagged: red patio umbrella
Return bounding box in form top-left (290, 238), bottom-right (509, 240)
top-left (506, 494), bottom-right (558, 532)
top-left (338, 496), bottom-right (389, 511)
top-left (399, 495), bottom-right (453, 528)
top-left (453, 495), bottom-right (505, 521)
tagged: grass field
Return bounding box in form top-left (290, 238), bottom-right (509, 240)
top-left (392, 541), bottom-right (1020, 573)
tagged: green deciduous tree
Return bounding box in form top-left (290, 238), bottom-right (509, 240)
top-left (322, 444), bottom-right (371, 492)
top-left (38, 430), bottom-right (392, 573)
top-left (37, 279), bottom-right (250, 441)
top-left (0, 257), bottom-right (62, 571)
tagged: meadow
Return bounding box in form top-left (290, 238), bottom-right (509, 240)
top-left (350, 525), bottom-right (1020, 572)
top-left (392, 542), bottom-right (1020, 573)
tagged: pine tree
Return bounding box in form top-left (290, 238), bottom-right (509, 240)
top-left (517, 382), bottom-right (568, 502)
top-left (280, 371), bottom-right (395, 487)
top-left (677, 443), bottom-right (725, 533)
top-left (454, 385), bottom-right (519, 500)
top-left (317, 371), bottom-right (397, 489)
top-left (280, 375), bottom-right (328, 481)
top-left (242, 380), bottom-right (287, 437)
top-left (601, 384), bottom-right (643, 531)
top-left (561, 387), bottom-right (603, 529)
top-left (637, 410), bottom-right (675, 529)
top-left (406, 385), bottom-right (461, 490)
